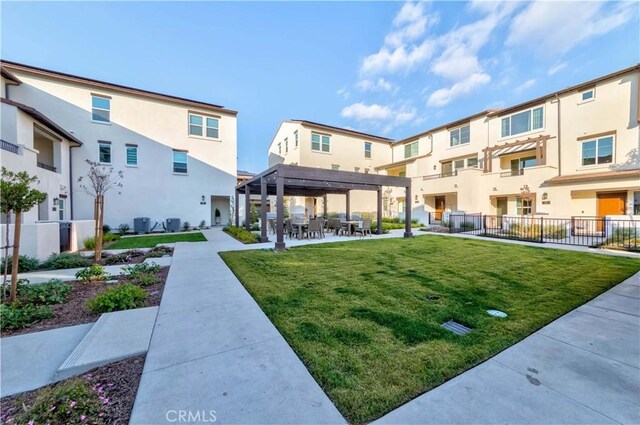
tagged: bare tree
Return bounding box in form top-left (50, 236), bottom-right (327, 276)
top-left (77, 160), bottom-right (123, 261)
top-left (382, 187), bottom-right (395, 218)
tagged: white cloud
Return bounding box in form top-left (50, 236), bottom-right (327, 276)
top-left (337, 88), bottom-right (350, 100)
top-left (515, 78), bottom-right (536, 94)
top-left (547, 62), bottom-right (567, 76)
top-left (356, 78), bottom-right (395, 92)
top-left (341, 101), bottom-right (417, 133)
top-left (507, 1), bottom-right (635, 56)
top-left (341, 103), bottom-right (393, 121)
top-left (427, 72), bottom-right (491, 107)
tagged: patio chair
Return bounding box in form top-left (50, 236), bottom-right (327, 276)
top-left (268, 219), bottom-right (277, 235)
top-left (285, 219), bottom-right (296, 239)
top-left (307, 219), bottom-right (322, 239)
top-left (354, 220), bottom-right (372, 237)
top-left (339, 221), bottom-right (351, 236)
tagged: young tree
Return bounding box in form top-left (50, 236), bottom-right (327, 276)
top-left (77, 160), bottom-right (123, 261)
top-left (0, 167), bottom-right (47, 302)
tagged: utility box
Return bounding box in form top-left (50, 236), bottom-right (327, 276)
top-left (166, 218), bottom-right (181, 232)
top-left (133, 217), bottom-right (150, 234)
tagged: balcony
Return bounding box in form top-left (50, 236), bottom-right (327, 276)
top-left (1, 139), bottom-right (20, 154)
top-left (423, 170), bottom-right (458, 180)
top-left (500, 169), bottom-right (524, 178)
top-left (37, 162), bottom-right (57, 172)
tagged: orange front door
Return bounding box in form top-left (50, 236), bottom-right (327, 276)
top-left (597, 192), bottom-right (626, 230)
top-left (435, 197), bottom-right (446, 221)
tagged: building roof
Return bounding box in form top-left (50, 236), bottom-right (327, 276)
top-left (393, 109), bottom-right (496, 145)
top-left (288, 120), bottom-right (393, 143)
top-left (1, 66), bottom-right (21, 84)
top-left (0, 60), bottom-right (238, 115)
top-left (544, 169), bottom-right (640, 185)
top-left (237, 169), bottom-right (256, 178)
top-left (1, 97), bottom-right (83, 146)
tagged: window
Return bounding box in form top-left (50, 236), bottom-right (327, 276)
top-left (398, 200), bottom-right (405, 214)
top-left (312, 133), bottom-right (330, 153)
top-left (188, 113), bottom-right (219, 139)
top-left (294, 131), bottom-right (299, 148)
top-left (98, 142), bottom-right (111, 164)
top-left (510, 156), bottom-right (537, 174)
top-left (126, 145), bottom-right (138, 166)
top-left (581, 89), bottom-right (595, 102)
top-left (454, 159), bottom-right (465, 170)
top-left (516, 198), bottom-right (533, 216)
top-left (582, 136), bottom-right (613, 166)
top-left (278, 143), bottom-right (281, 155)
top-left (91, 95), bottom-right (110, 123)
top-left (501, 106), bottom-right (543, 137)
top-left (173, 150), bottom-right (188, 174)
top-left (364, 142), bottom-right (372, 158)
top-left (404, 141), bottom-right (418, 158)
top-left (398, 171), bottom-right (406, 177)
top-left (285, 138), bottom-right (288, 153)
top-left (331, 164), bottom-right (340, 170)
top-left (450, 125), bottom-right (470, 146)
top-left (467, 157), bottom-right (478, 168)
top-left (58, 198), bottom-right (65, 221)
top-left (634, 191), bottom-right (640, 215)
top-left (354, 167), bottom-right (360, 172)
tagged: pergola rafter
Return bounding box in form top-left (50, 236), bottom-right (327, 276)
top-left (235, 164), bottom-right (412, 250)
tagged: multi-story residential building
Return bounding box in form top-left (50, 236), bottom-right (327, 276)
top-left (377, 64), bottom-right (640, 223)
top-left (267, 120), bottom-right (393, 216)
top-left (1, 60), bottom-right (238, 230)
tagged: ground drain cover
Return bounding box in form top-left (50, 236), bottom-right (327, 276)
top-left (487, 309), bottom-right (508, 318)
top-left (441, 320), bottom-right (472, 335)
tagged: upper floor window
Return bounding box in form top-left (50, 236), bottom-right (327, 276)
top-left (404, 141), bottom-right (418, 158)
top-left (331, 164), bottom-right (340, 170)
top-left (364, 142), bottom-right (372, 158)
top-left (511, 156), bottom-right (537, 174)
top-left (278, 142), bottom-right (282, 155)
top-left (126, 144), bottom-right (138, 166)
top-left (173, 150), bottom-right (188, 174)
top-left (91, 95), bottom-right (111, 123)
top-left (354, 167), bottom-right (360, 172)
top-left (294, 131), bottom-right (299, 148)
top-left (467, 157), bottom-right (478, 168)
top-left (580, 89), bottom-right (595, 102)
top-left (312, 133), bottom-right (330, 153)
top-left (581, 136), bottom-right (613, 166)
top-left (501, 106), bottom-right (543, 138)
top-left (285, 138), bottom-right (288, 153)
top-left (188, 113), bottom-right (219, 139)
top-left (450, 124), bottom-right (470, 146)
top-left (98, 141), bottom-right (111, 164)
top-left (398, 171), bottom-right (407, 178)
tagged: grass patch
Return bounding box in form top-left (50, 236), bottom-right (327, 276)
top-left (220, 236), bottom-right (640, 424)
top-left (107, 232), bottom-right (206, 249)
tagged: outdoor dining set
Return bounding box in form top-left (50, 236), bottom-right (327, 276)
top-left (267, 217), bottom-right (372, 240)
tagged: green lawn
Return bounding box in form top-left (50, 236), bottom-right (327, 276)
top-left (107, 232), bottom-right (207, 249)
top-left (220, 236), bottom-right (640, 424)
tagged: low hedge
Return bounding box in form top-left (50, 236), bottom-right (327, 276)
top-left (223, 226), bottom-right (260, 244)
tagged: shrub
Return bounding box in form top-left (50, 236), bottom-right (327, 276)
top-left (543, 224), bottom-right (568, 240)
top-left (370, 223), bottom-right (389, 234)
top-left (14, 378), bottom-right (105, 425)
top-left (250, 223), bottom-right (260, 231)
top-left (144, 250), bottom-right (163, 258)
top-left (460, 221), bottom-right (475, 231)
top-left (83, 236), bottom-right (96, 250)
top-left (0, 303), bottom-right (53, 330)
top-left (83, 234), bottom-right (120, 250)
top-left (103, 253), bottom-right (132, 265)
top-left (75, 264), bottom-right (108, 282)
top-left (104, 233), bottom-right (120, 243)
top-left (117, 223), bottom-right (130, 235)
top-left (0, 255), bottom-right (40, 273)
top-left (602, 227), bottom-right (640, 252)
top-left (121, 262), bottom-right (160, 279)
top-left (182, 221), bottom-right (191, 231)
top-left (145, 246), bottom-right (172, 258)
top-left (40, 252), bottom-right (91, 270)
top-left (20, 279), bottom-right (73, 305)
top-left (87, 283), bottom-right (147, 313)
top-left (102, 224), bottom-right (111, 234)
top-left (199, 220), bottom-right (206, 229)
top-left (223, 226), bottom-right (260, 244)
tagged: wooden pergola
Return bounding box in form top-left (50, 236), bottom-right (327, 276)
top-left (482, 134), bottom-right (554, 173)
top-left (235, 164), bottom-right (413, 250)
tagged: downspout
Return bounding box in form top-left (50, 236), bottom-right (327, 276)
top-left (69, 145), bottom-right (79, 220)
top-left (555, 94), bottom-right (561, 176)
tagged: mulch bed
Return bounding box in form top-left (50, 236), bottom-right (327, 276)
top-left (0, 355), bottom-right (146, 424)
top-left (1, 267), bottom-right (168, 337)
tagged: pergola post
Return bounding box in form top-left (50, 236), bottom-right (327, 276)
top-left (260, 177), bottom-right (268, 242)
top-left (404, 184), bottom-right (413, 238)
top-left (377, 186), bottom-right (383, 235)
top-left (275, 175), bottom-right (285, 251)
top-left (323, 194), bottom-right (328, 218)
top-left (244, 185), bottom-right (251, 231)
top-left (234, 189), bottom-right (240, 227)
top-left (346, 191), bottom-right (351, 221)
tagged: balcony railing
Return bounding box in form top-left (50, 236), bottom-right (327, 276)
top-left (423, 170), bottom-right (458, 180)
top-left (37, 162), bottom-right (57, 172)
top-left (500, 169), bottom-right (524, 178)
top-left (1, 139), bottom-right (20, 154)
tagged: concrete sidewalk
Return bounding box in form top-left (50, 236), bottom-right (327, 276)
top-left (375, 272), bottom-right (640, 424)
top-left (130, 237), bottom-right (345, 424)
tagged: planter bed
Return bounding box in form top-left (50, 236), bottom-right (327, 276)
top-left (1, 267), bottom-right (168, 337)
top-left (0, 355), bottom-right (145, 425)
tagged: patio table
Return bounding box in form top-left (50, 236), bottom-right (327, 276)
top-left (292, 222), bottom-right (308, 239)
top-left (342, 221), bottom-right (360, 236)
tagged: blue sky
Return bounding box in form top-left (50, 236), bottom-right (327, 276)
top-left (2, 1), bottom-right (638, 173)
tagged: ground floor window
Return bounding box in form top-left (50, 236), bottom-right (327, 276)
top-left (98, 142), bottom-right (111, 164)
top-left (58, 198), bottom-right (65, 220)
top-left (398, 200), bottom-right (405, 214)
top-left (634, 191), bottom-right (640, 215)
top-left (173, 150), bottom-right (188, 174)
top-left (516, 198), bottom-right (533, 215)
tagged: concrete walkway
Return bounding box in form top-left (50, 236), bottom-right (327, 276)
top-left (130, 234), bottom-right (345, 424)
top-left (375, 272), bottom-right (640, 424)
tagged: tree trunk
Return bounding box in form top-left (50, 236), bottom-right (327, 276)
top-left (3, 211), bottom-right (11, 287)
top-left (9, 211), bottom-right (22, 303)
top-left (96, 195), bottom-right (104, 261)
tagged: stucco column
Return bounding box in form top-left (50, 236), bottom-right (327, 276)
top-left (275, 175), bottom-right (285, 251)
top-left (244, 185), bottom-right (251, 231)
top-left (404, 184), bottom-right (413, 238)
top-left (260, 177), bottom-right (268, 242)
top-left (377, 187), bottom-right (383, 235)
top-left (234, 189), bottom-right (239, 227)
top-left (346, 191), bottom-right (350, 221)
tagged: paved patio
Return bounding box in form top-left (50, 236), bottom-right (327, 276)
top-left (130, 227), bottom-right (639, 424)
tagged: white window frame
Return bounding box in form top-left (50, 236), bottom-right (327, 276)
top-left (449, 124), bottom-right (470, 147)
top-left (501, 106), bottom-right (544, 138)
top-left (364, 142), bottom-right (372, 159)
top-left (58, 198), bottom-right (65, 221)
top-left (311, 133), bottom-right (331, 153)
top-left (285, 138), bottom-right (288, 154)
top-left (579, 88), bottom-right (595, 104)
top-left (126, 144), bottom-right (138, 167)
top-left (98, 141), bottom-right (111, 164)
top-left (278, 142), bottom-right (281, 155)
top-left (294, 131), bottom-right (299, 148)
top-left (172, 150), bottom-right (188, 174)
top-left (516, 198), bottom-right (533, 216)
top-left (580, 135), bottom-right (615, 167)
top-left (188, 112), bottom-right (220, 140)
top-left (404, 141), bottom-right (418, 159)
top-left (467, 157), bottom-right (479, 168)
top-left (331, 164), bottom-right (340, 170)
top-left (91, 95), bottom-right (111, 124)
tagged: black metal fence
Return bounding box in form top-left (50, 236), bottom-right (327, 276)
top-left (427, 212), bottom-right (639, 252)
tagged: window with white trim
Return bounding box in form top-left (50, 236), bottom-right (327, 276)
top-left (126, 145), bottom-right (138, 166)
top-left (173, 150), bottom-right (188, 174)
top-left (580, 89), bottom-right (595, 102)
top-left (278, 142), bottom-right (281, 155)
top-left (467, 157), bottom-right (478, 168)
top-left (364, 142), bottom-right (372, 158)
top-left (294, 131), bottom-right (299, 148)
top-left (188, 113), bottom-right (219, 139)
top-left (581, 135), bottom-right (613, 166)
top-left (98, 142), bottom-right (111, 164)
top-left (312, 133), bottom-right (330, 153)
top-left (501, 106), bottom-right (543, 137)
top-left (91, 95), bottom-right (110, 123)
top-left (516, 198), bottom-right (533, 216)
top-left (331, 164), bottom-right (340, 170)
top-left (404, 141), bottom-right (418, 158)
top-left (449, 124), bottom-right (470, 146)
top-left (285, 138), bottom-right (288, 153)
